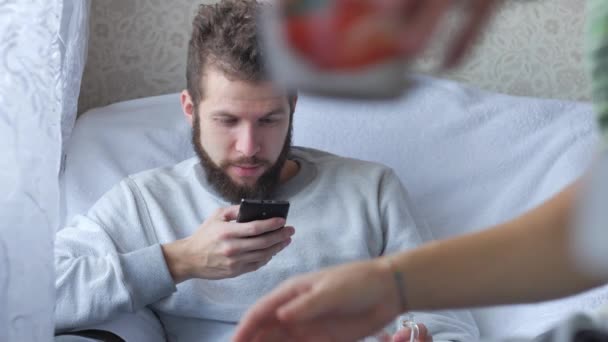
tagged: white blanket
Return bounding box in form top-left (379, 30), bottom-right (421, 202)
top-left (61, 75), bottom-right (603, 339)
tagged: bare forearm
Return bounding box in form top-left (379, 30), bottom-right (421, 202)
top-left (391, 182), bottom-right (605, 311)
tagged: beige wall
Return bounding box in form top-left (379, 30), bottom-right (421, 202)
top-left (414, 0), bottom-right (589, 102)
top-left (78, 0), bottom-right (589, 114)
top-left (78, 0), bottom-right (211, 114)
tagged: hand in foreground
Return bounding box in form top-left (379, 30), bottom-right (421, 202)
top-left (377, 0), bottom-right (501, 67)
top-left (162, 205), bottom-right (294, 283)
top-left (233, 258), bottom-right (410, 342)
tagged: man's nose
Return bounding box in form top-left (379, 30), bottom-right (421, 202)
top-left (235, 125), bottom-right (260, 157)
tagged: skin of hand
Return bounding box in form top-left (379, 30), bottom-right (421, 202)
top-left (233, 257), bottom-right (409, 342)
top-left (390, 325), bottom-right (431, 342)
top-left (162, 205), bottom-right (294, 283)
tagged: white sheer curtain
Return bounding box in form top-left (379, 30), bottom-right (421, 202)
top-left (0, 0), bottom-right (88, 340)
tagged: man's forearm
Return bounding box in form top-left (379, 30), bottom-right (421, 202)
top-left (393, 182), bottom-right (605, 311)
top-left (55, 240), bottom-right (176, 331)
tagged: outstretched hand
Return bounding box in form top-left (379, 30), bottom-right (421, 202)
top-left (377, 0), bottom-right (501, 67)
top-left (233, 258), bottom-right (409, 342)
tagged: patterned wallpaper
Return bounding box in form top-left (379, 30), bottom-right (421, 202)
top-left (414, 0), bottom-right (589, 102)
top-left (78, 0), bottom-right (210, 114)
top-left (78, 0), bottom-right (590, 114)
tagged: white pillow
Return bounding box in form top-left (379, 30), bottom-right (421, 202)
top-left (62, 75), bottom-right (603, 339)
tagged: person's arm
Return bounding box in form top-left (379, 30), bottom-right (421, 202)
top-left (397, 181), bottom-right (605, 312)
top-left (233, 182), bottom-right (606, 342)
top-left (377, 0), bottom-right (501, 67)
top-left (55, 179), bottom-right (294, 332)
top-left (378, 169), bottom-right (479, 341)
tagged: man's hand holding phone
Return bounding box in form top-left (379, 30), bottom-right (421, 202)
top-left (162, 203), bottom-right (293, 284)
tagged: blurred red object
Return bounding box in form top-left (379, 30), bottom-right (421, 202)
top-left (284, 0), bottom-right (402, 70)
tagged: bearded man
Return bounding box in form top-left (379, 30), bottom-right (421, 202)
top-left (53, 1), bottom-right (478, 341)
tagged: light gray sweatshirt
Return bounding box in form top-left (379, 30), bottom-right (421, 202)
top-left (55, 147), bottom-right (479, 341)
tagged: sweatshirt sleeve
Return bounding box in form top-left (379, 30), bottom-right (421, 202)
top-left (377, 168), bottom-right (434, 255)
top-left (54, 178), bottom-right (176, 332)
top-left (378, 169), bottom-right (480, 340)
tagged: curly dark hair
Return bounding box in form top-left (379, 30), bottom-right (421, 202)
top-left (186, 0), bottom-right (268, 107)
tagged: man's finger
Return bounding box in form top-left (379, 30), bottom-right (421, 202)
top-left (237, 238), bottom-right (292, 262)
top-left (242, 257), bottom-right (273, 273)
top-left (217, 205), bottom-right (240, 222)
top-left (228, 217), bottom-right (287, 238)
top-left (232, 226), bottom-right (294, 252)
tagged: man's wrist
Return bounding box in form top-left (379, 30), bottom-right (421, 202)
top-left (161, 239), bottom-right (192, 284)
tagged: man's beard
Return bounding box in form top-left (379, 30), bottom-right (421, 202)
top-left (192, 112), bottom-right (292, 204)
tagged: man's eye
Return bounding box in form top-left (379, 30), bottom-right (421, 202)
top-left (260, 118), bottom-right (279, 125)
top-left (218, 118), bottom-right (237, 125)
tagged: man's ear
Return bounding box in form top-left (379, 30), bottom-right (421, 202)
top-left (181, 90), bottom-right (194, 127)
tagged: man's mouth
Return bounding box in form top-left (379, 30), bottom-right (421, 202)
top-left (231, 164), bottom-right (264, 177)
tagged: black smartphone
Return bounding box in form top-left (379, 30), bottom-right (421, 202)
top-left (236, 199), bottom-right (290, 223)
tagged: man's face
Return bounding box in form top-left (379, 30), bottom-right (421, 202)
top-left (188, 67), bottom-right (293, 203)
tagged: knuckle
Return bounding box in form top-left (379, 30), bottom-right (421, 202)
top-left (258, 252), bottom-right (270, 261)
top-left (225, 259), bottom-right (237, 269)
top-left (246, 223), bottom-right (263, 236)
top-left (217, 231), bottom-right (231, 240)
top-left (262, 255), bottom-right (273, 264)
top-left (258, 237), bottom-right (276, 250)
top-left (221, 245), bottom-right (237, 257)
top-left (227, 262), bottom-right (243, 274)
top-left (276, 234), bottom-right (289, 246)
top-left (280, 231), bottom-right (291, 242)
top-left (265, 239), bottom-right (279, 251)
top-left (213, 207), bottom-right (225, 217)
